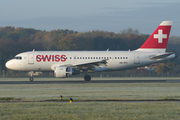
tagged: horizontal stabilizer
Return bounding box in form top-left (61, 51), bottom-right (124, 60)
top-left (150, 52), bottom-right (174, 60)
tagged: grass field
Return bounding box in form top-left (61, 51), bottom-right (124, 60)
top-left (1, 77), bottom-right (180, 101)
top-left (1, 102), bottom-right (180, 120)
top-left (0, 77), bottom-right (180, 119)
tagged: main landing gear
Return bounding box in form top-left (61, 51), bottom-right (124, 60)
top-left (84, 75), bottom-right (91, 81)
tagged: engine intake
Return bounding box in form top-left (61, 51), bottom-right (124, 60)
top-left (54, 66), bottom-right (80, 78)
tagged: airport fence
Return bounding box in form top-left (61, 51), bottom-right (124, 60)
top-left (0, 69), bottom-right (179, 78)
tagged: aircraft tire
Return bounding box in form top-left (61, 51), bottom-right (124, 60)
top-left (29, 76), bottom-right (34, 82)
top-left (84, 75), bottom-right (91, 81)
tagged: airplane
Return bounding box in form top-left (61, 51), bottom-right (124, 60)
top-left (5, 21), bottom-right (176, 82)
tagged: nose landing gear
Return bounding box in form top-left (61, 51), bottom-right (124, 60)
top-left (29, 71), bottom-right (34, 82)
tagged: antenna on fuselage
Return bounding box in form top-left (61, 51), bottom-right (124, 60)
top-left (107, 48), bottom-right (109, 51)
top-left (33, 49), bottom-right (35, 52)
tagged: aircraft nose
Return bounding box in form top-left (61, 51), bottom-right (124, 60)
top-left (5, 60), bottom-right (13, 69)
top-left (5, 61), bottom-right (10, 69)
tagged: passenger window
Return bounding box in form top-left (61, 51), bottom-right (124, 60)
top-left (74, 57), bottom-right (76, 59)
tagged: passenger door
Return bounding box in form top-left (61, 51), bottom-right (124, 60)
top-left (134, 53), bottom-right (140, 64)
top-left (28, 53), bottom-right (34, 64)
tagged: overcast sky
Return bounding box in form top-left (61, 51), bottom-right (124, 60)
top-left (0, 0), bottom-right (180, 36)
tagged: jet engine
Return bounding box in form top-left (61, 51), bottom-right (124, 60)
top-left (54, 66), bottom-right (80, 78)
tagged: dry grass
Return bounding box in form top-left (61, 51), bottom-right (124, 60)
top-left (0, 102), bottom-right (180, 120)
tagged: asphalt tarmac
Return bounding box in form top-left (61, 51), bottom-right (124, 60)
top-left (0, 79), bottom-right (180, 84)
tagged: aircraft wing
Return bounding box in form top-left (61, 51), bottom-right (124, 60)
top-left (51, 59), bottom-right (108, 70)
top-left (65, 59), bottom-right (107, 70)
top-left (150, 52), bottom-right (174, 60)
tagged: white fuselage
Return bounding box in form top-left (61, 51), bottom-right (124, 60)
top-left (5, 51), bottom-right (176, 72)
top-left (4, 21), bottom-right (176, 81)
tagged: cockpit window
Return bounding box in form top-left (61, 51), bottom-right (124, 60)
top-left (13, 56), bottom-right (22, 60)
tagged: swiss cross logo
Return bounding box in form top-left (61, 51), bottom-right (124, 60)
top-left (154, 29), bottom-right (167, 43)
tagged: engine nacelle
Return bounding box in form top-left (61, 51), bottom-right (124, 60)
top-left (54, 66), bottom-right (80, 78)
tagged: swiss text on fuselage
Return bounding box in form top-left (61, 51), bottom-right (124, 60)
top-left (36, 55), bottom-right (66, 62)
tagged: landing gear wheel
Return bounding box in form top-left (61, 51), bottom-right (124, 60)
top-left (84, 75), bottom-right (91, 81)
top-left (29, 76), bottom-right (34, 82)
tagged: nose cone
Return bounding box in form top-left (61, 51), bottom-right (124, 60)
top-left (5, 59), bottom-right (23, 71)
top-left (5, 60), bottom-right (16, 70)
top-left (5, 61), bottom-right (11, 69)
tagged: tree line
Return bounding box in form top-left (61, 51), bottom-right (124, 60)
top-left (0, 26), bottom-right (179, 71)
